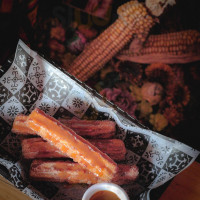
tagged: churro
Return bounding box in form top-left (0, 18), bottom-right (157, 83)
top-left (21, 138), bottom-right (126, 161)
top-left (26, 108), bottom-right (118, 181)
top-left (12, 114), bottom-right (36, 135)
top-left (59, 118), bottom-right (116, 138)
top-left (30, 159), bottom-right (100, 184)
top-left (30, 160), bottom-right (138, 185)
top-left (12, 115), bottom-right (115, 138)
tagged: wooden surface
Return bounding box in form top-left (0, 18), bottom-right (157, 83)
top-left (159, 161), bottom-right (200, 200)
top-left (0, 176), bottom-right (31, 200)
top-left (0, 161), bottom-right (200, 200)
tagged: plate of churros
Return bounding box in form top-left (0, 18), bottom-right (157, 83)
top-left (0, 40), bottom-right (199, 200)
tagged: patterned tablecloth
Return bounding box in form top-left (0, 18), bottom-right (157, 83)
top-left (0, 39), bottom-right (199, 200)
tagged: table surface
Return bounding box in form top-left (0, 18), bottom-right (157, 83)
top-left (159, 161), bottom-right (200, 200)
top-left (0, 161), bottom-right (200, 200)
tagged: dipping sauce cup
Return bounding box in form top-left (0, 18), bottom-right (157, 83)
top-left (82, 183), bottom-right (129, 200)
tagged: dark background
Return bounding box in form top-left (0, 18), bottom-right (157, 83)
top-left (1, 0), bottom-right (200, 150)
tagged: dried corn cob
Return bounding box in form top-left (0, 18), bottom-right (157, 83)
top-left (26, 108), bottom-right (118, 182)
top-left (21, 138), bottom-right (126, 161)
top-left (117, 30), bottom-right (200, 64)
top-left (12, 114), bottom-right (116, 138)
top-left (68, 0), bottom-right (154, 82)
top-left (30, 160), bottom-right (139, 185)
top-left (145, 0), bottom-right (176, 17)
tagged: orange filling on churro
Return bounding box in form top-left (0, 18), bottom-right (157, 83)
top-left (22, 137), bottom-right (126, 161)
top-left (26, 108), bottom-right (118, 182)
top-left (12, 115), bottom-right (116, 138)
top-left (12, 114), bottom-right (36, 135)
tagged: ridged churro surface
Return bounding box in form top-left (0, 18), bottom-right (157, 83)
top-left (13, 114), bottom-right (115, 138)
top-left (26, 108), bottom-right (118, 182)
top-left (30, 159), bottom-right (100, 184)
top-left (30, 160), bottom-right (139, 185)
top-left (22, 138), bottom-right (126, 161)
top-left (59, 118), bottom-right (116, 138)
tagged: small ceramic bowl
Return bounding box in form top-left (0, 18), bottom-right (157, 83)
top-left (82, 183), bottom-right (129, 200)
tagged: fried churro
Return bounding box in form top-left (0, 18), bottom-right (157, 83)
top-left (30, 159), bottom-right (100, 184)
top-left (59, 118), bottom-right (116, 138)
top-left (12, 114), bottom-right (36, 135)
top-left (26, 108), bottom-right (118, 182)
top-left (21, 137), bottom-right (126, 161)
top-left (12, 115), bottom-right (115, 138)
top-left (30, 160), bottom-right (138, 185)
